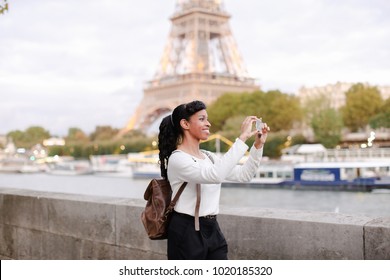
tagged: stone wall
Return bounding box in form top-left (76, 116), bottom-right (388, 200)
top-left (0, 188), bottom-right (389, 260)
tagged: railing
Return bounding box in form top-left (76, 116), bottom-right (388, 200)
top-left (145, 73), bottom-right (256, 88)
top-left (316, 148), bottom-right (390, 162)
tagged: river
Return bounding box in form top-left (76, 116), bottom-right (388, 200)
top-left (1, 173), bottom-right (389, 218)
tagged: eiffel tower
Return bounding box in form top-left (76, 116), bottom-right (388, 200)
top-left (125, 0), bottom-right (259, 133)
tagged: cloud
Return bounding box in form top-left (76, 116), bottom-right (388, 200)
top-left (1, 0), bottom-right (389, 136)
top-left (0, 0), bottom-right (175, 135)
top-left (226, 0), bottom-right (390, 90)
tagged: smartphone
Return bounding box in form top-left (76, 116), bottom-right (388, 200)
top-left (256, 118), bottom-right (264, 138)
top-left (256, 118), bottom-right (264, 131)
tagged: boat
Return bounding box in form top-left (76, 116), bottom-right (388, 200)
top-left (0, 157), bottom-right (42, 173)
top-left (290, 161), bottom-right (390, 191)
top-left (223, 144), bottom-right (390, 191)
top-left (47, 159), bottom-right (93, 176)
top-left (90, 154), bottom-right (133, 177)
top-left (132, 164), bottom-right (161, 179)
top-left (127, 152), bottom-right (160, 179)
top-left (223, 160), bottom-right (390, 192)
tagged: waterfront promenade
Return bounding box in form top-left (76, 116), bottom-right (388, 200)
top-left (1, 187), bottom-right (389, 260)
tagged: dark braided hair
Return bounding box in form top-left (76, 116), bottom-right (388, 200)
top-left (158, 100), bottom-right (206, 179)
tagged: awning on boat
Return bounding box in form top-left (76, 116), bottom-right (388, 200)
top-left (282, 144), bottom-right (326, 155)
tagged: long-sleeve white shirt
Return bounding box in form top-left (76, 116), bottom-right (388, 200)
top-left (167, 138), bottom-right (263, 217)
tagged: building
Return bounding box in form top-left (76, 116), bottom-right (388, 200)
top-left (298, 82), bottom-right (390, 109)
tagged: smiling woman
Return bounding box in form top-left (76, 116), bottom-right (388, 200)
top-left (157, 100), bottom-right (270, 260)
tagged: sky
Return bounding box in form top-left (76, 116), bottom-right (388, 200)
top-left (1, 0), bottom-right (389, 136)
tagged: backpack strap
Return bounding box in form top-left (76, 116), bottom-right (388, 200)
top-left (194, 183), bottom-right (201, 231)
top-left (201, 150), bottom-right (214, 163)
top-left (169, 182), bottom-right (201, 232)
top-left (168, 149), bottom-right (213, 232)
top-left (168, 182), bottom-right (187, 210)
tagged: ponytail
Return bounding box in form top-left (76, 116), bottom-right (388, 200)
top-left (158, 100), bottom-right (206, 179)
top-left (158, 115), bottom-right (178, 179)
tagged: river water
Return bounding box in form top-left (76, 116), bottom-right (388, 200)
top-left (1, 173), bottom-right (389, 218)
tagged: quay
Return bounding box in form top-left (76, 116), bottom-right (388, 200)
top-left (0, 187), bottom-right (389, 260)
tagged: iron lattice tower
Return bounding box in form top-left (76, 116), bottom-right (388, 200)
top-left (125, 0), bottom-right (259, 133)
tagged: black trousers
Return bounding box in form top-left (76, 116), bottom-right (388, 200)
top-left (167, 211), bottom-right (228, 260)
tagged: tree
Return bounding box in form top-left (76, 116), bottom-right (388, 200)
top-left (302, 93), bottom-right (343, 147)
top-left (311, 108), bottom-right (343, 148)
top-left (207, 93), bottom-right (243, 132)
top-left (262, 90), bottom-right (302, 131)
top-left (89, 126), bottom-right (119, 141)
top-left (7, 126), bottom-right (51, 148)
top-left (341, 83), bottom-right (383, 131)
top-left (6, 130), bottom-right (24, 147)
top-left (24, 126), bottom-right (51, 146)
top-left (65, 127), bottom-right (89, 143)
top-left (369, 97), bottom-right (390, 129)
top-left (207, 90), bottom-right (302, 133)
top-left (302, 93), bottom-right (331, 123)
top-left (0, 0), bottom-right (8, 15)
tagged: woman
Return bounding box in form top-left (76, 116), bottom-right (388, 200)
top-left (158, 100), bottom-right (269, 260)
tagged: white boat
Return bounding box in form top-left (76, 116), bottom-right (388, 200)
top-left (127, 152), bottom-right (160, 179)
top-left (251, 162), bottom-right (294, 184)
top-left (132, 164), bottom-right (160, 179)
top-left (47, 160), bottom-right (93, 176)
top-left (90, 154), bottom-right (133, 177)
top-left (223, 160), bottom-right (390, 192)
top-left (0, 157), bottom-right (42, 173)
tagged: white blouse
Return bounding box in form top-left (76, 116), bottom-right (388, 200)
top-left (167, 138), bottom-right (263, 217)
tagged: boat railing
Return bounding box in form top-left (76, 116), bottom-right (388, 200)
top-left (306, 148), bottom-right (390, 162)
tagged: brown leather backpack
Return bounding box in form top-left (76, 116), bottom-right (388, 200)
top-left (141, 179), bottom-right (188, 240)
top-left (141, 150), bottom-right (212, 240)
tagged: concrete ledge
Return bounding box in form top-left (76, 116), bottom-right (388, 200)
top-left (219, 207), bottom-right (371, 259)
top-left (0, 188), bottom-right (389, 259)
top-left (364, 218), bottom-right (390, 259)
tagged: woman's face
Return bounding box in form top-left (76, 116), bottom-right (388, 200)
top-left (187, 109), bottom-right (211, 141)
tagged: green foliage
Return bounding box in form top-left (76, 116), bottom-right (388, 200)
top-left (65, 127), bottom-right (89, 144)
top-left (89, 126), bottom-right (120, 141)
top-left (222, 115), bottom-right (246, 134)
top-left (261, 90), bottom-right (303, 131)
top-left (369, 98), bottom-right (390, 129)
top-left (311, 108), bottom-right (343, 148)
top-left (206, 90), bottom-right (304, 157)
top-left (290, 134), bottom-right (307, 145)
top-left (207, 93), bottom-right (243, 132)
top-left (302, 93), bottom-right (343, 148)
top-left (207, 90), bottom-right (302, 133)
top-left (47, 145), bottom-right (66, 157)
top-left (47, 138), bottom-right (156, 159)
top-left (302, 93), bottom-right (332, 123)
top-left (341, 83), bottom-right (383, 131)
top-left (0, 0), bottom-right (8, 14)
top-left (369, 112), bottom-right (390, 129)
top-left (39, 126), bottom-right (156, 158)
top-left (7, 126), bottom-right (50, 148)
top-left (6, 130), bottom-right (24, 146)
top-left (263, 133), bottom-right (290, 158)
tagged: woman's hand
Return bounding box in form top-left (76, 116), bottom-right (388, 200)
top-left (238, 116), bottom-right (258, 142)
top-left (254, 122), bottom-right (270, 149)
top-left (238, 116), bottom-right (270, 149)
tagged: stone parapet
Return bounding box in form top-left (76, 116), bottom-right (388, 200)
top-left (0, 188), bottom-right (389, 260)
